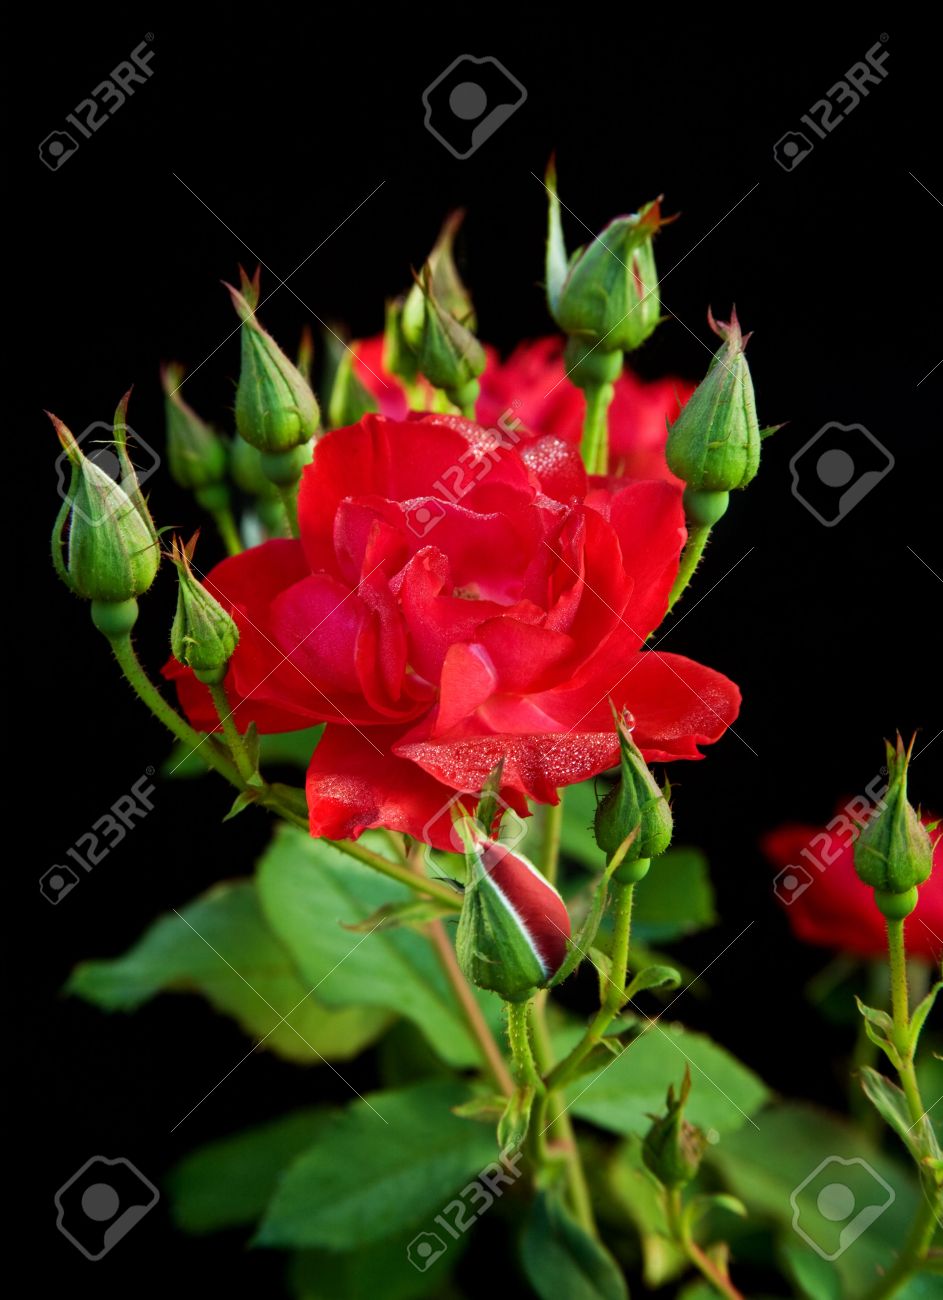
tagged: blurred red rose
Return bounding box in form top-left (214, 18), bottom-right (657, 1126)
top-left (762, 816), bottom-right (943, 962)
top-left (167, 412), bottom-right (739, 847)
top-left (354, 336), bottom-right (692, 483)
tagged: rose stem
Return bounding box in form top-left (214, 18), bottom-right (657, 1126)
top-left (666, 524), bottom-right (711, 612)
top-left (666, 1187), bottom-right (745, 1300)
top-left (579, 380), bottom-right (616, 475)
top-left (211, 504), bottom-right (244, 557)
top-left (99, 609), bottom-right (460, 907)
top-left (860, 919), bottom-right (940, 1299)
top-left (528, 788), bottom-right (599, 1236)
top-left (545, 880), bottom-right (636, 1092)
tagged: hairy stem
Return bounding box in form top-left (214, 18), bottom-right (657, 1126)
top-left (531, 991), bottom-right (598, 1237)
top-left (212, 505), bottom-right (244, 557)
top-left (666, 1188), bottom-right (745, 1300)
top-left (546, 881), bottom-right (635, 1093)
top-left (667, 524), bottom-right (711, 612)
top-left (580, 381), bottom-right (616, 475)
top-left (541, 796), bottom-right (564, 888)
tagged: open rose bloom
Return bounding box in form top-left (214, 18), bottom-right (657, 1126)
top-left (167, 410), bottom-right (740, 847)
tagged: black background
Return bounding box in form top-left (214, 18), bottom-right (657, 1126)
top-left (25, 10), bottom-right (939, 1295)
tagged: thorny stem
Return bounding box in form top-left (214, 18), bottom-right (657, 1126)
top-left (208, 680), bottom-right (258, 784)
top-left (277, 483), bottom-right (301, 539)
top-left (666, 1187), bottom-right (745, 1300)
top-left (104, 617), bottom-right (460, 907)
top-left (531, 990), bottom-right (598, 1238)
top-left (667, 524), bottom-right (712, 612)
top-left (545, 881), bottom-right (636, 1093)
top-left (860, 919), bottom-right (941, 1299)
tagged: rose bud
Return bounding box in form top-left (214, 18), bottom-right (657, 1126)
top-left (401, 265), bottom-right (485, 413)
top-left (50, 409), bottom-right (159, 611)
top-left (547, 159), bottom-right (667, 356)
top-left (227, 282), bottom-right (321, 455)
top-left (854, 736), bottom-right (936, 919)
top-left (382, 296), bottom-right (421, 388)
top-left (642, 1067), bottom-right (707, 1189)
top-left (665, 309), bottom-right (779, 526)
top-left (169, 534), bottom-right (239, 684)
top-left (595, 709), bottom-right (673, 880)
top-left (161, 363), bottom-right (229, 501)
top-left (456, 829), bottom-right (571, 1002)
top-left (327, 343), bottom-right (379, 430)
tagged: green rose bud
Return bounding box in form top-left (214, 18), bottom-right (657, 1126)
top-left (642, 1068), bottom-right (707, 1189)
top-left (547, 157), bottom-right (668, 354)
top-left (854, 736), bottom-right (935, 916)
top-left (169, 534), bottom-right (239, 684)
top-left (666, 309), bottom-right (778, 508)
top-left (327, 342), bottom-right (379, 429)
top-left (228, 282), bottom-right (320, 453)
top-left (595, 708), bottom-right (673, 878)
top-left (161, 363), bottom-right (228, 493)
top-left (383, 296), bottom-right (420, 387)
top-left (456, 820), bottom-right (571, 1002)
top-left (401, 265), bottom-right (485, 406)
top-left (50, 405), bottom-right (159, 604)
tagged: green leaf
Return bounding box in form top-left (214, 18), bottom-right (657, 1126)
top-left (162, 725), bottom-right (324, 778)
top-left (632, 848), bottom-right (716, 942)
top-left (567, 1022), bottom-right (769, 1138)
top-left (625, 964), bottom-right (681, 1000)
top-left (854, 996), bottom-right (895, 1037)
top-left (223, 788), bottom-right (261, 821)
top-left (521, 1189), bottom-right (628, 1300)
top-left (257, 826), bottom-right (502, 1067)
top-left (168, 1108), bottom-right (332, 1234)
top-left (67, 881), bottom-right (389, 1063)
top-left (859, 1067), bottom-right (941, 1163)
top-left (256, 1080), bottom-right (499, 1250)
top-left (779, 1240), bottom-right (843, 1299)
top-left (910, 981), bottom-right (942, 1053)
top-left (289, 1228), bottom-right (462, 1300)
top-left (708, 1102), bottom-right (923, 1296)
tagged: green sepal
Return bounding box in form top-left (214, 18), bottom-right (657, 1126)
top-left (544, 155), bottom-right (568, 317)
top-left (224, 788), bottom-right (262, 821)
top-left (498, 1085), bottom-right (535, 1154)
top-left (625, 964), bottom-right (681, 1001)
top-left (909, 981), bottom-right (942, 1054)
top-left (859, 1066), bottom-right (942, 1164)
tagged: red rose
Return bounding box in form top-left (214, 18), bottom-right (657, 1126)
top-left (167, 412), bottom-right (739, 847)
top-left (762, 817), bottom-right (943, 962)
top-left (354, 336), bottom-right (692, 483)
